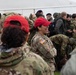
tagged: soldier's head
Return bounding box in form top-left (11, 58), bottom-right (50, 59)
top-left (34, 17), bottom-right (50, 35)
top-left (46, 13), bottom-right (52, 21)
top-left (35, 10), bottom-right (44, 18)
top-left (1, 15), bottom-right (30, 48)
top-left (53, 12), bottom-right (60, 19)
top-left (60, 12), bottom-right (67, 20)
top-left (66, 14), bottom-right (71, 21)
top-left (72, 13), bottom-right (76, 20)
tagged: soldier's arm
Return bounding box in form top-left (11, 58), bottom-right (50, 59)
top-left (61, 39), bottom-right (68, 56)
top-left (37, 38), bottom-right (57, 59)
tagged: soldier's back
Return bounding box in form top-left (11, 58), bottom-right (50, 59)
top-left (0, 45), bottom-right (51, 75)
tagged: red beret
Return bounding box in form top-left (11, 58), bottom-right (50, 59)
top-left (3, 15), bottom-right (30, 33)
top-left (34, 17), bottom-right (51, 28)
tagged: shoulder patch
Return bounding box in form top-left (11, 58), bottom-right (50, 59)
top-left (39, 38), bottom-right (46, 44)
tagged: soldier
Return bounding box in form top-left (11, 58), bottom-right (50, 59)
top-left (31, 17), bottom-right (57, 75)
top-left (24, 16), bottom-right (36, 46)
top-left (35, 10), bottom-right (44, 18)
top-left (28, 14), bottom-right (37, 45)
top-left (54, 12), bottom-right (67, 34)
top-left (25, 16), bottom-right (34, 30)
top-left (0, 12), bottom-right (21, 44)
top-left (0, 15), bottom-right (52, 75)
top-left (29, 13), bottom-right (37, 22)
top-left (50, 34), bottom-right (76, 71)
top-left (46, 13), bottom-right (53, 22)
top-left (70, 13), bottom-right (76, 39)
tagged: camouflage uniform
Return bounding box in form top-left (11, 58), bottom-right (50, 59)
top-left (70, 19), bottom-right (76, 39)
top-left (0, 43), bottom-right (52, 75)
top-left (24, 16), bottom-right (36, 46)
top-left (25, 16), bottom-right (34, 30)
top-left (31, 32), bottom-right (57, 75)
top-left (29, 13), bottom-right (37, 22)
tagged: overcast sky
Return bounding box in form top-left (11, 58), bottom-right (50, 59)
top-left (69, 0), bottom-right (76, 2)
top-left (0, 0), bottom-right (75, 10)
top-left (0, 0), bottom-right (76, 17)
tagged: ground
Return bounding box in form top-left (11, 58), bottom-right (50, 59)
top-left (55, 71), bottom-right (60, 75)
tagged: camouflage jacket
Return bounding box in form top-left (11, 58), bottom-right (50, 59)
top-left (50, 34), bottom-right (69, 55)
top-left (0, 43), bottom-right (51, 75)
top-left (31, 32), bottom-right (57, 71)
top-left (70, 19), bottom-right (76, 39)
top-left (70, 19), bottom-right (76, 30)
top-left (25, 16), bottom-right (34, 30)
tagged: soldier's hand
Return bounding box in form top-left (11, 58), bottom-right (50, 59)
top-left (67, 29), bottom-right (72, 33)
top-left (73, 29), bottom-right (76, 33)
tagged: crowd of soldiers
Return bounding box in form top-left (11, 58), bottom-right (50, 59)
top-left (0, 10), bottom-right (76, 75)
